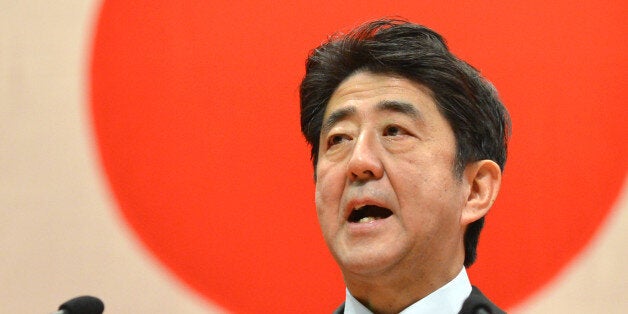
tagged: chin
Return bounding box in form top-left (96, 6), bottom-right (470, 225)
top-left (335, 247), bottom-right (401, 277)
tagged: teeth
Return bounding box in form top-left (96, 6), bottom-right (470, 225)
top-left (358, 217), bottom-right (376, 223)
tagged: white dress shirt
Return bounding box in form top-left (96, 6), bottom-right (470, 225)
top-left (344, 267), bottom-right (472, 314)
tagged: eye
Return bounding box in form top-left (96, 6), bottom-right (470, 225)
top-left (383, 125), bottom-right (404, 137)
top-left (327, 134), bottom-right (351, 147)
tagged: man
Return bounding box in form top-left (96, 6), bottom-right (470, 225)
top-left (299, 19), bottom-right (510, 314)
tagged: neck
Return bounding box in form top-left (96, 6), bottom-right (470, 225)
top-left (344, 261), bottom-right (464, 314)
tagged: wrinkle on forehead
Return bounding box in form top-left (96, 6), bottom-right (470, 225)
top-left (330, 74), bottom-right (418, 103)
top-left (327, 72), bottom-right (435, 113)
top-left (321, 72), bottom-right (435, 134)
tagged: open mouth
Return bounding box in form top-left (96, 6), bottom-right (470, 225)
top-left (348, 205), bottom-right (393, 223)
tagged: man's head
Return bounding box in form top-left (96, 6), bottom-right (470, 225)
top-left (300, 19), bottom-right (510, 272)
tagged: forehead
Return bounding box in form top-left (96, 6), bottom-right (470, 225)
top-left (325, 72), bottom-right (438, 117)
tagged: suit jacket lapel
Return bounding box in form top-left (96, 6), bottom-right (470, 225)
top-left (458, 286), bottom-right (505, 314)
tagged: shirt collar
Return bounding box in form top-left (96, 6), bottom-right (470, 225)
top-left (344, 267), bottom-right (472, 314)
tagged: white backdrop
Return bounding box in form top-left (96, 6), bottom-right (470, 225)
top-left (1, 1), bottom-right (626, 313)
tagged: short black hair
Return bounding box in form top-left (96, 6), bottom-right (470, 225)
top-left (299, 19), bottom-right (510, 267)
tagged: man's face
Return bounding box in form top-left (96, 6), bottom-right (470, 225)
top-left (315, 71), bottom-right (469, 278)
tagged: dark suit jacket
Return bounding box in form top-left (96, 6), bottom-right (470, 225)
top-left (332, 286), bottom-right (505, 314)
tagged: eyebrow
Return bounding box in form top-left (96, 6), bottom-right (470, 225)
top-left (321, 100), bottom-right (423, 135)
top-left (375, 100), bottom-right (422, 120)
top-left (321, 106), bottom-right (356, 136)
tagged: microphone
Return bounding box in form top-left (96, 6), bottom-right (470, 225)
top-left (52, 296), bottom-right (104, 314)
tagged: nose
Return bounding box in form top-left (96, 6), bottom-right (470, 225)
top-left (347, 131), bottom-right (384, 182)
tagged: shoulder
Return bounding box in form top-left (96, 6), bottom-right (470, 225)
top-left (332, 286), bottom-right (505, 314)
top-left (459, 286), bottom-right (506, 314)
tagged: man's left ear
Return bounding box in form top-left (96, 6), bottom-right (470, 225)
top-left (461, 160), bottom-right (502, 225)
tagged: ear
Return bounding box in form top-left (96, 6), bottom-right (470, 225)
top-left (460, 160), bottom-right (502, 226)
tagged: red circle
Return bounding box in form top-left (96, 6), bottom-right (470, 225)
top-left (90, 1), bottom-right (627, 312)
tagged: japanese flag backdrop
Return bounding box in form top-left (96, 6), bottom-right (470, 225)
top-left (1, 1), bottom-right (626, 313)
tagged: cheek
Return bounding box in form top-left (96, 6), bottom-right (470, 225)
top-left (314, 189), bottom-right (326, 218)
top-left (314, 187), bottom-right (338, 242)
top-left (315, 181), bottom-right (338, 216)
top-left (393, 171), bottom-right (462, 222)
top-left (315, 162), bottom-right (342, 198)
top-left (315, 166), bottom-right (345, 221)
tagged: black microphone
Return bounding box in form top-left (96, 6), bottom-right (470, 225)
top-left (52, 296), bottom-right (104, 314)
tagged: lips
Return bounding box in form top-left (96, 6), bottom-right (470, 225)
top-left (348, 205), bottom-right (393, 223)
